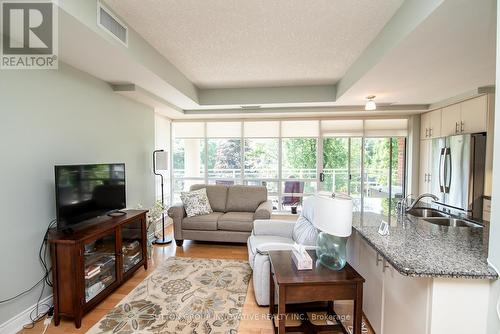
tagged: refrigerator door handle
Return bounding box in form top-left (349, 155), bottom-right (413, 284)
top-left (444, 147), bottom-right (452, 193)
top-left (439, 148), bottom-right (445, 193)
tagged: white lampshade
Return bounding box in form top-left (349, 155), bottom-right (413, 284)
top-left (155, 151), bottom-right (169, 171)
top-left (313, 192), bottom-right (353, 237)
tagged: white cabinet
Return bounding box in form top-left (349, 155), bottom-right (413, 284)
top-left (349, 233), bottom-right (492, 334)
top-left (421, 109), bottom-right (442, 139)
top-left (356, 234), bottom-right (384, 334)
top-left (382, 264), bottom-right (430, 334)
top-left (441, 95), bottom-right (488, 136)
top-left (461, 95), bottom-right (487, 134)
top-left (346, 230), bottom-right (360, 270)
top-left (429, 109), bottom-right (442, 138)
top-left (419, 139), bottom-right (431, 194)
top-left (441, 103), bottom-right (461, 136)
top-left (420, 112), bottom-right (431, 139)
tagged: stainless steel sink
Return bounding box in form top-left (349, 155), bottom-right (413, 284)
top-left (423, 217), bottom-right (482, 228)
top-left (407, 208), bottom-right (449, 218)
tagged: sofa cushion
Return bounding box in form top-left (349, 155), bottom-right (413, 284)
top-left (190, 184), bottom-right (228, 212)
top-left (182, 212), bottom-right (223, 231)
top-left (225, 185), bottom-right (267, 212)
top-left (218, 212), bottom-right (254, 232)
top-left (248, 235), bottom-right (295, 256)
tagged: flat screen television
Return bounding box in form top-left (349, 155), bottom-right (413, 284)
top-left (55, 163), bottom-right (126, 230)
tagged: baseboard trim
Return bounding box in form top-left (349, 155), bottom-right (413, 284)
top-left (0, 295), bottom-right (53, 334)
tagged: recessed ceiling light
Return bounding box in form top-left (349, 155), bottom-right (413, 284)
top-left (365, 95), bottom-right (376, 111)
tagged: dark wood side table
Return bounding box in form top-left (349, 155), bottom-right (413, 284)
top-left (269, 250), bottom-right (365, 334)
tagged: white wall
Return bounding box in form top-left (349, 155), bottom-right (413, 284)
top-left (154, 114), bottom-right (171, 205)
top-left (487, 1), bottom-right (500, 332)
top-left (0, 63), bottom-right (155, 326)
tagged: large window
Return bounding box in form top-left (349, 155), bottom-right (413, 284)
top-left (244, 139), bottom-right (279, 179)
top-left (321, 137), bottom-right (363, 210)
top-left (281, 138), bottom-right (318, 209)
top-left (206, 122), bottom-right (242, 185)
top-left (322, 137), bottom-right (349, 193)
top-left (242, 121), bottom-right (281, 208)
top-left (172, 123), bottom-right (205, 202)
top-left (207, 138), bottom-right (242, 181)
top-left (363, 137), bottom-right (406, 218)
top-left (171, 119), bottom-right (407, 215)
top-left (173, 139), bottom-right (205, 178)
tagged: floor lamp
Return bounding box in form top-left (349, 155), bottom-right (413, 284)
top-left (153, 149), bottom-right (172, 245)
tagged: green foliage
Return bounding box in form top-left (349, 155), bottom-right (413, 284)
top-left (323, 138), bottom-right (348, 168)
top-left (173, 135), bottom-right (405, 217)
top-left (244, 139), bottom-right (279, 178)
top-left (212, 139), bottom-right (241, 169)
top-left (322, 138), bottom-right (349, 192)
top-left (282, 138), bottom-right (317, 170)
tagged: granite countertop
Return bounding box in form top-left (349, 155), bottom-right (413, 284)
top-left (352, 211), bottom-right (498, 280)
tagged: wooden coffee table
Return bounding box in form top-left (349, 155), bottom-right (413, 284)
top-left (269, 250), bottom-right (365, 334)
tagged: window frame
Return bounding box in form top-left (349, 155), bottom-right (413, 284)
top-left (171, 119), bottom-right (408, 214)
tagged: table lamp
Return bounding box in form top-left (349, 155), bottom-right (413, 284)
top-left (313, 192), bottom-right (353, 270)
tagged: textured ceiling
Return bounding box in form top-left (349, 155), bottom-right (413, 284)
top-left (103, 0), bottom-right (404, 89)
top-left (337, 0), bottom-right (496, 105)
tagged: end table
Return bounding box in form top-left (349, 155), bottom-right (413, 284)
top-left (269, 250), bottom-right (365, 334)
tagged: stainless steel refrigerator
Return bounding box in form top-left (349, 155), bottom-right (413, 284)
top-left (430, 133), bottom-right (486, 218)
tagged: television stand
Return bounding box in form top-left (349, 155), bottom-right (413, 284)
top-left (48, 209), bottom-right (148, 328)
top-left (60, 227), bottom-right (74, 235)
top-left (107, 209), bottom-right (127, 217)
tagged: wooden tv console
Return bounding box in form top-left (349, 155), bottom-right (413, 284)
top-left (48, 210), bottom-right (148, 328)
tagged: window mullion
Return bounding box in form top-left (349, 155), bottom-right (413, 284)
top-left (240, 122), bottom-right (244, 185)
top-left (169, 121), bottom-right (173, 205)
top-left (348, 137), bottom-right (351, 196)
top-left (388, 138), bottom-right (393, 220)
top-left (204, 123), bottom-right (208, 185)
top-left (278, 121), bottom-right (283, 211)
top-left (317, 121), bottom-right (323, 193)
top-left (361, 137), bottom-right (365, 215)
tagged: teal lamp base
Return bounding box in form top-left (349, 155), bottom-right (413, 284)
top-left (315, 232), bottom-right (348, 271)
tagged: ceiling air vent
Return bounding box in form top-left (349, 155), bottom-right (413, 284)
top-left (240, 105), bottom-right (262, 110)
top-left (97, 3), bottom-right (128, 46)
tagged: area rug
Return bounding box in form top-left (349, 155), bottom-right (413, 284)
top-left (87, 257), bottom-right (252, 334)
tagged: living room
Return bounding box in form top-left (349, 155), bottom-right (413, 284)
top-left (1, 1), bottom-right (500, 334)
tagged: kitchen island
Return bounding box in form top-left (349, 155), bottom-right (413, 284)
top-left (348, 211), bottom-right (497, 334)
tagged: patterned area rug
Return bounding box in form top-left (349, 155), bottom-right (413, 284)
top-left (87, 257), bottom-right (252, 334)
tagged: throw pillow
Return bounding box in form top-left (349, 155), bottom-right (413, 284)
top-left (180, 188), bottom-right (213, 217)
top-left (292, 196), bottom-right (318, 246)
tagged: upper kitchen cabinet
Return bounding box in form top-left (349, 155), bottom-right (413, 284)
top-left (441, 95), bottom-right (488, 136)
top-left (461, 95), bottom-right (488, 134)
top-left (441, 103), bottom-right (461, 136)
top-left (420, 109), bottom-right (441, 139)
top-left (429, 109), bottom-right (442, 138)
top-left (420, 112), bottom-right (430, 139)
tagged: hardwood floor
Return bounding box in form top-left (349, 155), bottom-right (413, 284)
top-left (19, 225), bottom-right (372, 334)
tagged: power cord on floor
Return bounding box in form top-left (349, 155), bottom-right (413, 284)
top-left (0, 219), bottom-right (57, 329)
top-left (41, 315), bottom-right (53, 334)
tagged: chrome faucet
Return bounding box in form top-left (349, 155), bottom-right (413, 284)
top-left (398, 193), bottom-right (439, 215)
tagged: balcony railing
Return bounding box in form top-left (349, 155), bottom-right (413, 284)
top-left (173, 168), bottom-right (396, 190)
